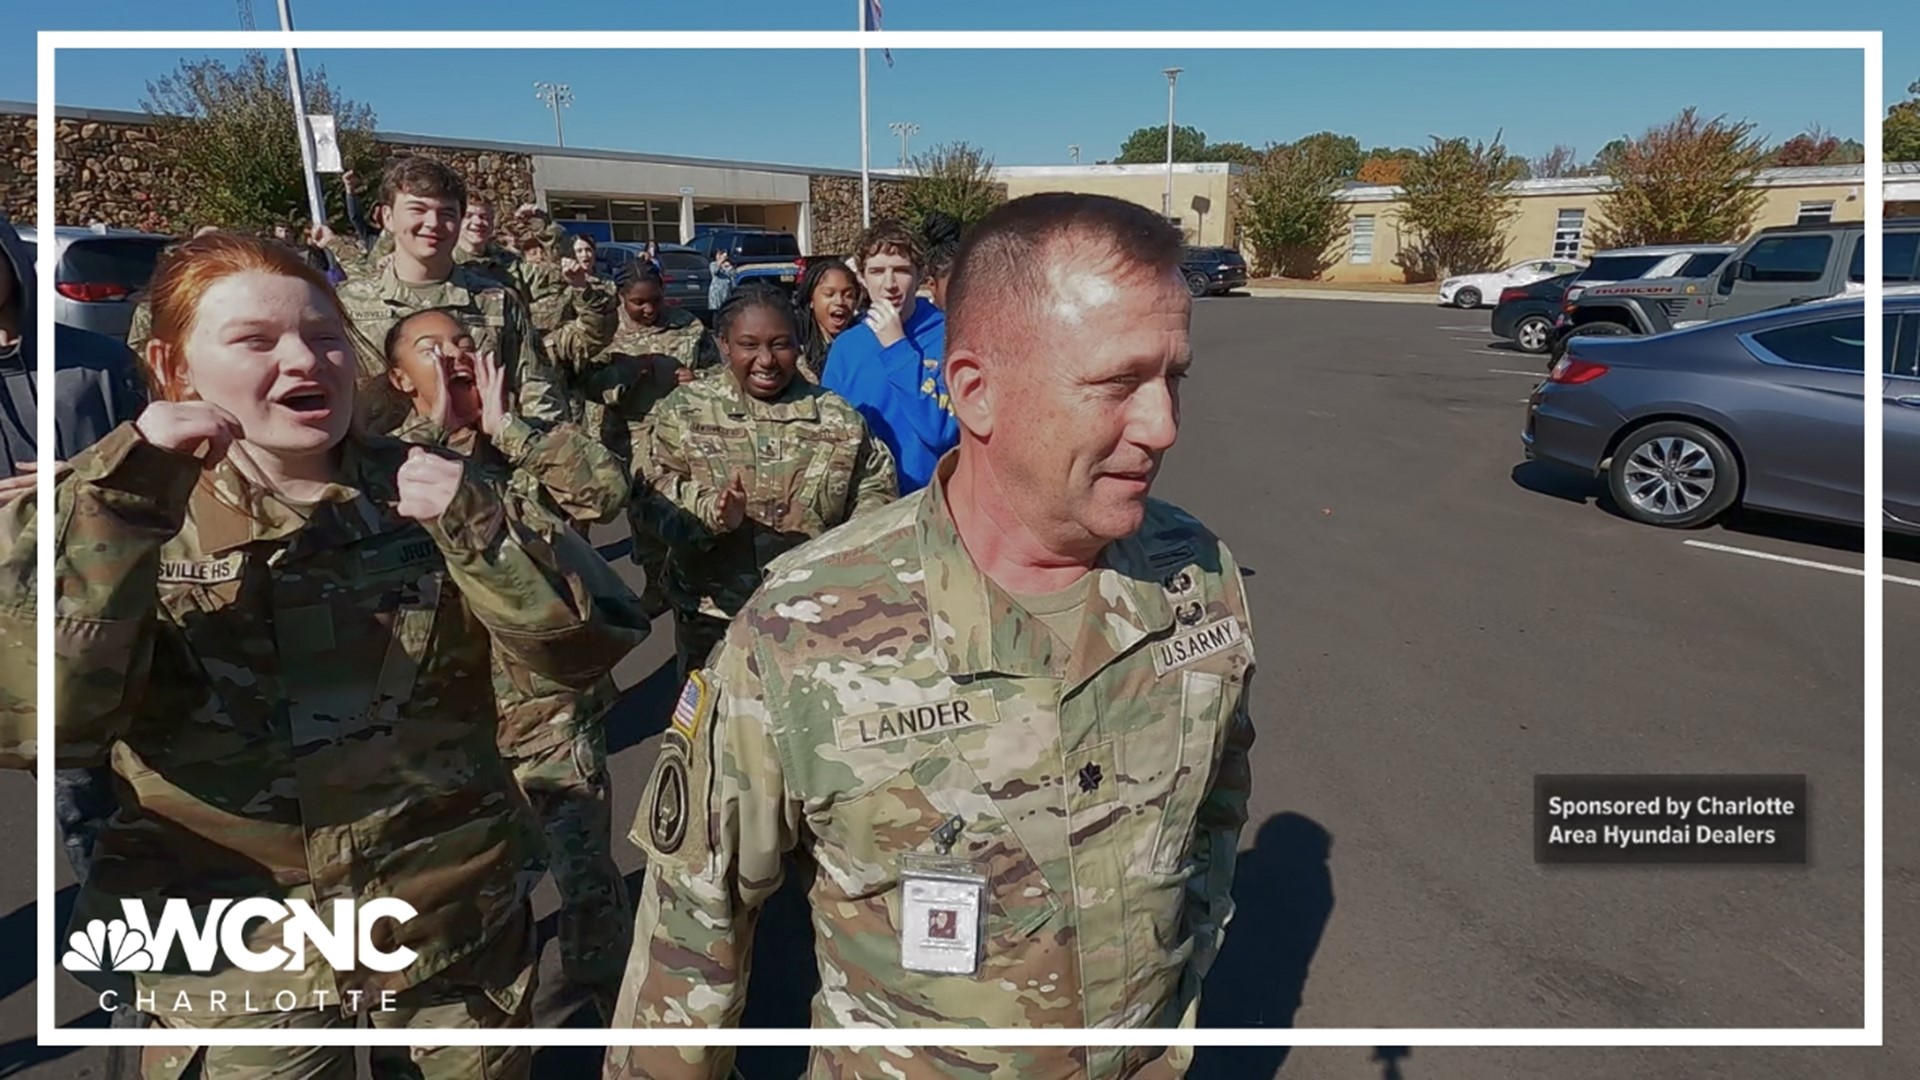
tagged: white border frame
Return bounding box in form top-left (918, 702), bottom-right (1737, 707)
top-left (33, 28), bottom-right (1883, 1050)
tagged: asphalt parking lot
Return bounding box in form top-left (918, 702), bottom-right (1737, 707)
top-left (2, 296), bottom-right (1913, 1079)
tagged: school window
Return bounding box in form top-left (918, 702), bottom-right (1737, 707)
top-left (1350, 215), bottom-right (1376, 264)
top-left (1797, 200), bottom-right (1835, 225)
top-left (1553, 209), bottom-right (1586, 260)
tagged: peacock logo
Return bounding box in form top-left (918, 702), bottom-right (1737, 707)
top-left (61, 918), bottom-right (155, 973)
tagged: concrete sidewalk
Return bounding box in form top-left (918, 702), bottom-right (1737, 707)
top-left (1240, 284), bottom-right (1438, 305)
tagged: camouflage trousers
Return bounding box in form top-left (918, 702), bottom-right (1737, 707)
top-left (137, 914), bottom-right (536, 1080)
top-left (507, 725), bottom-right (633, 1015)
top-left (625, 511), bottom-right (671, 620)
top-left (673, 609), bottom-right (731, 683)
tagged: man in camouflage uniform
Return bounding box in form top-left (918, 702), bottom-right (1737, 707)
top-left (580, 270), bottom-right (722, 616)
top-left (336, 157), bottom-right (615, 439)
top-left (605, 195), bottom-right (1256, 1080)
top-left (384, 307), bottom-right (636, 1020)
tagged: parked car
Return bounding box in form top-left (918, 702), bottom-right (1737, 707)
top-left (1552, 220), bottom-right (1920, 359)
top-left (689, 227), bottom-right (805, 292)
top-left (1491, 271), bottom-right (1581, 354)
top-left (16, 224), bottom-right (173, 342)
top-left (1880, 285), bottom-right (1920, 534)
top-left (1438, 257), bottom-right (1586, 309)
top-left (1524, 293), bottom-right (1917, 533)
top-left (656, 244), bottom-right (715, 322)
top-left (1180, 246), bottom-right (1249, 297)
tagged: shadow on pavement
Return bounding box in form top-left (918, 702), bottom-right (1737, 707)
top-left (1510, 460), bottom-right (1603, 506)
top-left (1192, 812), bottom-right (1335, 1079)
top-left (604, 661), bottom-right (686, 757)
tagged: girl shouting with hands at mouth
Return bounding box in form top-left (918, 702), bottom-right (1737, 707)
top-left (385, 306), bottom-right (647, 1023)
top-left (635, 283), bottom-right (899, 678)
top-left (20, 232), bottom-right (647, 1075)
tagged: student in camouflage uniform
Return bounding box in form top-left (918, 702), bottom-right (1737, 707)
top-left (335, 157), bottom-right (615, 438)
top-left (383, 307), bottom-right (636, 1021)
top-left (631, 283), bottom-right (897, 679)
top-left (605, 195), bottom-right (1256, 1080)
top-left (13, 232), bottom-right (649, 1080)
top-left (576, 269), bottom-right (719, 615)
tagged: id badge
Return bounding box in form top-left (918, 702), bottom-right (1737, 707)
top-left (898, 852), bottom-right (987, 976)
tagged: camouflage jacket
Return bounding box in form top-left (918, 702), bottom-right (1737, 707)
top-left (321, 230), bottom-right (382, 282)
top-left (126, 297), bottom-right (153, 359)
top-left (631, 373), bottom-right (897, 621)
top-left (391, 408), bottom-right (639, 758)
top-left (606, 452), bottom-right (1256, 1080)
top-left (0, 491), bottom-right (31, 771)
top-left (33, 422), bottom-right (648, 1010)
top-left (337, 261), bottom-right (616, 436)
top-left (579, 309), bottom-right (721, 463)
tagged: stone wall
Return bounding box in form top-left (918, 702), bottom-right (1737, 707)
top-left (0, 113), bottom-right (34, 225)
top-left (809, 174), bottom-right (913, 254)
top-left (0, 112), bottom-right (536, 232)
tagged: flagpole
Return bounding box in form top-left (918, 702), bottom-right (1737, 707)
top-left (858, 0), bottom-right (872, 226)
top-left (276, 0), bottom-right (326, 229)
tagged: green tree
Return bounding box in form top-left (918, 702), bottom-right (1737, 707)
top-left (1286, 131), bottom-right (1363, 178)
top-left (1888, 80), bottom-right (1920, 163)
top-left (1391, 134), bottom-right (1524, 282)
top-left (1201, 140), bottom-right (1262, 167)
top-left (1116, 124), bottom-right (1208, 164)
top-left (1589, 138), bottom-right (1631, 177)
top-left (141, 53), bottom-right (378, 233)
top-left (903, 141), bottom-right (1005, 234)
top-left (1235, 139), bottom-right (1350, 279)
top-left (1591, 108), bottom-right (1769, 248)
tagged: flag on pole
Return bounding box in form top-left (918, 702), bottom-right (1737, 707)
top-left (865, 0), bottom-right (893, 67)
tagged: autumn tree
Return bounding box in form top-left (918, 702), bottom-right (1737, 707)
top-left (1116, 124), bottom-right (1208, 164)
top-left (1887, 79), bottom-right (1920, 162)
top-left (903, 141), bottom-right (1005, 233)
top-left (1356, 157), bottom-right (1408, 185)
top-left (142, 53), bottom-right (378, 233)
top-left (1391, 134), bottom-right (1524, 281)
top-left (1235, 137), bottom-right (1352, 279)
top-left (1530, 145), bottom-right (1581, 179)
top-left (1767, 125), bottom-right (1863, 166)
top-left (1590, 108), bottom-right (1769, 248)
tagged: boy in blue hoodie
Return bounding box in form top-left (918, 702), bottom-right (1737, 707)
top-left (821, 219), bottom-right (957, 493)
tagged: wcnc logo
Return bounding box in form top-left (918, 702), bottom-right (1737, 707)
top-left (61, 899), bottom-right (418, 974)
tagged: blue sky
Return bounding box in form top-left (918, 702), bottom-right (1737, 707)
top-left (3, 0), bottom-right (1914, 170)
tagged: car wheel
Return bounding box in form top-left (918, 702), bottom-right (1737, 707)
top-left (1514, 315), bottom-right (1553, 354)
top-left (1185, 272), bottom-right (1210, 298)
top-left (1454, 287), bottom-right (1482, 309)
top-left (1606, 422), bottom-right (1740, 529)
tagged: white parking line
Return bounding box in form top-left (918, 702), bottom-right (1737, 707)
top-left (1436, 324), bottom-right (1486, 332)
top-left (1488, 368), bottom-right (1544, 377)
top-left (1682, 540), bottom-right (1920, 588)
top-left (1450, 336), bottom-right (1490, 343)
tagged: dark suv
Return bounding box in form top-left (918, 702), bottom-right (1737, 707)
top-left (690, 228), bottom-right (805, 291)
top-left (1180, 246), bottom-right (1249, 297)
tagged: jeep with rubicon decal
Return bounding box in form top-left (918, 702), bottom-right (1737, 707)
top-left (1548, 219), bottom-right (1920, 362)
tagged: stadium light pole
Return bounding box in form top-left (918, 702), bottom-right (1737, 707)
top-left (1162, 67), bottom-right (1183, 221)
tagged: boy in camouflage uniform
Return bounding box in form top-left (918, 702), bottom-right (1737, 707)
top-left (335, 157), bottom-right (615, 439)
